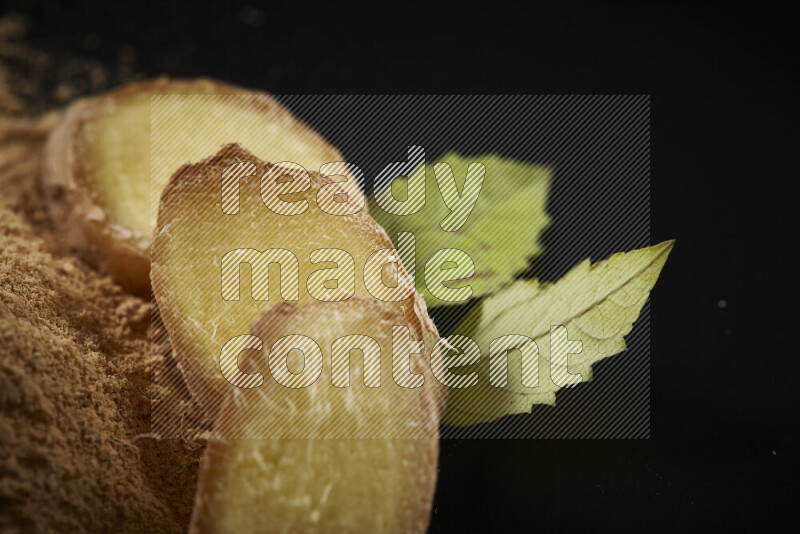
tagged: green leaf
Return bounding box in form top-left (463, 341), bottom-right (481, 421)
top-left (370, 153), bottom-right (552, 307)
top-left (442, 240), bottom-right (674, 427)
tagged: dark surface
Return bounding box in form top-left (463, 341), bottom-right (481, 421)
top-left (1, 1), bottom-right (795, 532)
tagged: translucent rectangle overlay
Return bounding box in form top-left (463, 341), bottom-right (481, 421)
top-left (150, 94), bottom-right (651, 439)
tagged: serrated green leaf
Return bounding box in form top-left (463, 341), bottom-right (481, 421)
top-left (370, 153), bottom-right (552, 307)
top-left (442, 240), bottom-right (674, 427)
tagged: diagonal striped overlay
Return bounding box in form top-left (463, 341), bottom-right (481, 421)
top-left (150, 94), bottom-right (652, 440)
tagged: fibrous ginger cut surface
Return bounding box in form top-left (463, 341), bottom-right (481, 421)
top-left (190, 299), bottom-right (441, 534)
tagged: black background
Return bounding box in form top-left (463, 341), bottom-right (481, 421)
top-left (1, 1), bottom-right (795, 532)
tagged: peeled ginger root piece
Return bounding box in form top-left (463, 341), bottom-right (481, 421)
top-left (43, 78), bottom-right (345, 296)
top-left (190, 299), bottom-right (442, 533)
top-left (151, 144), bottom-right (434, 420)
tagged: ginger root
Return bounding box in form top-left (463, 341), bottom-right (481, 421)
top-left (43, 78), bottom-right (344, 296)
top-left (190, 300), bottom-right (441, 533)
top-left (151, 144), bottom-right (440, 417)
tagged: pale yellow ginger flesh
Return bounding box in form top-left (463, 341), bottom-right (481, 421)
top-left (43, 78), bottom-right (345, 296)
top-left (190, 300), bottom-right (440, 534)
top-left (193, 439), bottom-right (437, 534)
top-left (151, 144), bottom-right (442, 421)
